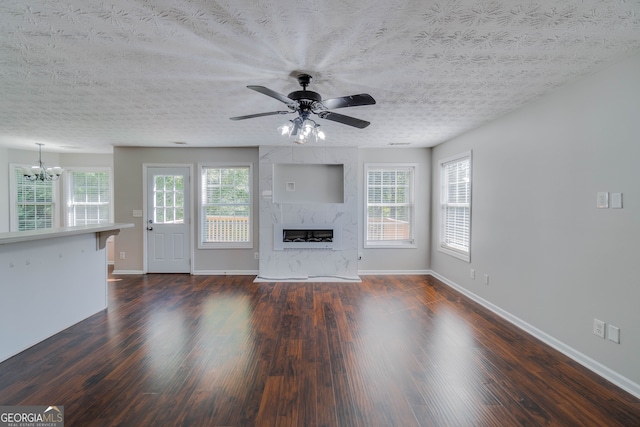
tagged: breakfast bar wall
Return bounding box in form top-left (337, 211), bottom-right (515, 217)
top-left (0, 224), bottom-right (132, 362)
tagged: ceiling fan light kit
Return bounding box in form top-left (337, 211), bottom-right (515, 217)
top-left (230, 73), bottom-right (375, 144)
top-left (278, 117), bottom-right (325, 145)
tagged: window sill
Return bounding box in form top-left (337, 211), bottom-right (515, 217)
top-left (365, 241), bottom-right (417, 249)
top-left (438, 245), bottom-right (470, 262)
top-left (199, 242), bottom-right (253, 249)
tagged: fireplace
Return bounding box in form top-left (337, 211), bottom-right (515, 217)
top-left (274, 224), bottom-right (342, 250)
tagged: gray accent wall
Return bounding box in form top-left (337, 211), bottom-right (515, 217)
top-left (113, 146), bottom-right (260, 274)
top-left (358, 148), bottom-right (431, 273)
top-left (431, 54), bottom-right (640, 390)
top-left (0, 147), bottom-right (8, 232)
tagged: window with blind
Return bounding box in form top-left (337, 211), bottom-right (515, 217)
top-left (65, 169), bottom-right (112, 226)
top-left (199, 164), bottom-right (252, 248)
top-left (365, 164), bottom-right (416, 247)
top-left (440, 152), bottom-right (471, 262)
top-left (11, 166), bottom-right (56, 231)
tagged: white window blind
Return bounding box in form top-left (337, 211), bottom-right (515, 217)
top-left (365, 164), bottom-right (415, 247)
top-left (13, 167), bottom-right (55, 231)
top-left (66, 170), bottom-right (112, 225)
top-left (200, 165), bottom-right (252, 247)
top-left (440, 153), bottom-right (471, 261)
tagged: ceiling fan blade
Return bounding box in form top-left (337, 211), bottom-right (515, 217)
top-left (321, 94), bottom-right (376, 110)
top-left (247, 86), bottom-right (298, 107)
top-left (317, 111), bottom-right (370, 129)
top-left (229, 111), bottom-right (291, 120)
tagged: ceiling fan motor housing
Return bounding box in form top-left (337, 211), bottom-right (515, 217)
top-left (288, 90), bottom-right (322, 103)
top-left (288, 73), bottom-right (322, 107)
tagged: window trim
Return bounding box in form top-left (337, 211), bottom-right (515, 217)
top-left (439, 151), bottom-right (472, 262)
top-left (63, 167), bottom-right (114, 227)
top-left (9, 163), bottom-right (59, 232)
top-left (364, 163), bottom-right (417, 249)
top-left (198, 162), bottom-right (253, 249)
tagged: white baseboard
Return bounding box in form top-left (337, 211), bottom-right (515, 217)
top-left (254, 275), bottom-right (361, 283)
top-left (358, 269), bottom-right (430, 275)
top-left (111, 270), bottom-right (144, 275)
top-left (429, 271), bottom-right (640, 400)
top-left (192, 270), bottom-right (259, 276)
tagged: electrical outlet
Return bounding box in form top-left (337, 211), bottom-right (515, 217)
top-left (593, 319), bottom-right (605, 338)
top-left (254, 252), bottom-right (260, 260)
top-left (470, 269), bottom-right (475, 279)
top-left (483, 274), bottom-right (489, 285)
top-left (119, 251), bottom-right (126, 260)
top-left (608, 325), bottom-right (620, 343)
top-left (597, 192), bottom-right (609, 208)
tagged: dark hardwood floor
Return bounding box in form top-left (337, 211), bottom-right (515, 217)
top-left (1, 271), bottom-right (639, 426)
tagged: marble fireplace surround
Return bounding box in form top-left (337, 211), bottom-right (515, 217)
top-left (257, 146), bottom-right (359, 282)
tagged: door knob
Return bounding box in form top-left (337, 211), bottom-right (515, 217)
top-left (147, 226), bottom-right (153, 231)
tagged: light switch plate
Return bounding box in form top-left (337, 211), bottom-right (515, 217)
top-left (608, 325), bottom-right (620, 343)
top-left (132, 210), bottom-right (143, 217)
top-left (611, 193), bottom-right (623, 209)
top-left (597, 192), bottom-right (608, 209)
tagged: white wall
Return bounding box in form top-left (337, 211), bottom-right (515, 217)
top-left (431, 54), bottom-right (640, 394)
top-left (358, 148), bottom-right (431, 273)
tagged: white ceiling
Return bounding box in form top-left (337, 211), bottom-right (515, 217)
top-left (1, 0), bottom-right (639, 154)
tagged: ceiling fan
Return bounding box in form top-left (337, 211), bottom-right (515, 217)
top-left (230, 74), bottom-right (375, 143)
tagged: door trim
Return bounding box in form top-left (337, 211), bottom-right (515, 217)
top-left (142, 163), bottom-right (194, 274)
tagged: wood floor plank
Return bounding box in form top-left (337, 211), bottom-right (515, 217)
top-left (0, 272), bottom-right (639, 426)
top-left (255, 375), bottom-right (284, 426)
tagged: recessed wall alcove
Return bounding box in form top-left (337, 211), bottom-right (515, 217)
top-left (273, 163), bottom-right (344, 204)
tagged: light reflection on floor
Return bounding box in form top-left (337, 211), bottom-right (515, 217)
top-left (356, 293), bottom-right (481, 425)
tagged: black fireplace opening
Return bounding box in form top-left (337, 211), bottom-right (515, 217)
top-left (283, 229), bottom-right (334, 243)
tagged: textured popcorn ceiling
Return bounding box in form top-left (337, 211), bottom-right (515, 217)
top-left (1, 0), bottom-right (639, 153)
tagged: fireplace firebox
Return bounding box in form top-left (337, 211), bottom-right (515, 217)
top-left (274, 224), bottom-right (342, 250)
top-left (283, 229), bottom-right (333, 242)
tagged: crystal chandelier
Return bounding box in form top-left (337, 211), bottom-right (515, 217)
top-left (22, 143), bottom-right (63, 181)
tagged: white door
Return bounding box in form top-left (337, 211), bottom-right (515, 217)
top-left (146, 167), bottom-right (190, 273)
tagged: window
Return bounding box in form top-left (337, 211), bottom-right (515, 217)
top-left (65, 169), bottom-right (112, 226)
top-left (440, 152), bottom-right (471, 262)
top-left (365, 163), bottom-right (416, 247)
top-left (199, 164), bottom-right (252, 248)
top-left (10, 165), bottom-right (57, 231)
top-left (153, 174), bottom-right (184, 224)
